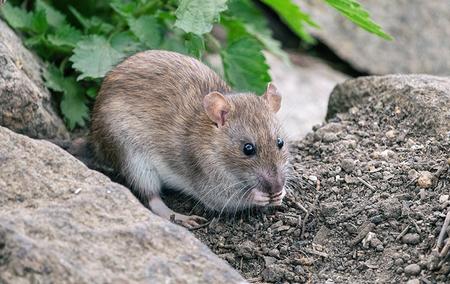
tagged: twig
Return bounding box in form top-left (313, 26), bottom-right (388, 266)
top-left (349, 223), bottom-right (376, 246)
top-left (357, 177), bottom-right (376, 191)
top-left (396, 225), bottom-right (411, 241)
top-left (439, 237), bottom-right (450, 257)
top-left (300, 209), bottom-right (311, 239)
top-left (436, 210), bottom-right (450, 251)
top-left (408, 216), bottom-right (422, 234)
top-left (303, 248), bottom-right (328, 258)
top-left (294, 202), bottom-right (308, 213)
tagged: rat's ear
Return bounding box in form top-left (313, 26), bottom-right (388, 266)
top-left (203, 91), bottom-right (231, 127)
top-left (263, 82), bottom-right (282, 113)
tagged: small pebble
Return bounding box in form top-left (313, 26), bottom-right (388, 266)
top-left (402, 233), bottom-right (421, 245)
top-left (323, 133), bottom-right (338, 142)
top-left (439, 194), bottom-right (449, 203)
top-left (385, 130), bottom-right (397, 139)
top-left (404, 263), bottom-right (421, 276)
top-left (340, 158), bottom-right (356, 173)
top-left (417, 171), bottom-right (433, 188)
top-left (406, 279), bottom-right (420, 284)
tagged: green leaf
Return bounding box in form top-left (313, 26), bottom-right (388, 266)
top-left (31, 9), bottom-right (48, 34)
top-left (60, 78), bottom-right (89, 130)
top-left (47, 24), bottom-right (83, 49)
top-left (221, 37), bottom-right (271, 94)
top-left (43, 64), bottom-right (89, 129)
top-left (128, 15), bottom-right (162, 49)
top-left (70, 35), bottom-right (125, 80)
top-left (111, 31), bottom-right (143, 55)
top-left (185, 33), bottom-right (205, 58)
top-left (110, 0), bottom-right (137, 17)
top-left (260, 0), bottom-right (318, 43)
top-left (221, 16), bottom-right (289, 64)
top-left (69, 6), bottom-right (114, 34)
top-left (0, 2), bottom-right (33, 30)
top-left (324, 0), bottom-right (393, 40)
top-left (35, 0), bottom-right (66, 27)
top-left (175, 0), bottom-right (228, 35)
top-left (43, 64), bottom-right (66, 92)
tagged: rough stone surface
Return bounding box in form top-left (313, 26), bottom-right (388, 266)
top-left (327, 75), bottom-right (450, 137)
top-left (0, 19), bottom-right (68, 140)
top-left (299, 0), bottom-right (450, 75)
top-left (0, 126), bottom-right (244, 283)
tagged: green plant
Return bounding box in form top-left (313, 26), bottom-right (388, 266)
top-left (0, 0), bottom-right (392, 130)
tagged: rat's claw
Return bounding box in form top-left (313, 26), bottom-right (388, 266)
top-left (173, 214), bottom-right (208, 229)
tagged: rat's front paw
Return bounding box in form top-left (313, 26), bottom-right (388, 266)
top-left (170, 213), bottom-right (208, 229)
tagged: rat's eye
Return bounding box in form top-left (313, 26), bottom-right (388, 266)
top-left (243, 143), bottom-right (256, 156)
top-left (277, 137), bottom-right (284, 149)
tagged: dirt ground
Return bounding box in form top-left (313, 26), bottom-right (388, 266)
top-left (164, 92), bottom-right (450, 283)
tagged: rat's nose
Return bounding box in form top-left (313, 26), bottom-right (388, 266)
top-left (260, 172), bottom-right (285, 195)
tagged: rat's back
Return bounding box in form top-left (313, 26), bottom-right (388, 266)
top-left (91, 50), bottom-right (230, 168)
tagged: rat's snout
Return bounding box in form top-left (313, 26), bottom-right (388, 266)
top-left (260, 171), bottom-right (285, 195)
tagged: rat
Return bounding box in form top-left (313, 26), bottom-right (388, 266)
top-left (91, 50), bottom-right (290, 228)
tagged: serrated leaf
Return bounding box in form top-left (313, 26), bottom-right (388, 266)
top-left (324, 0), bottom-right (393, 40)
top-left (110, 0), bottom-right (137, 17)
top-left (35, 0), bottom-right (66, 27)
top-left (128, 15), bottom-right (162, 49)
top-left (43, 64), bottom-right (66, 92)
top-left (69, 6), bottom-right (114, 34)
top-left (70, 36), bottom-right (125, 80)
top-left (43, 64), bottom-right (89, 129)
top-left (0, 2), bottom-right (33, 30)
top-left (60, 77), bottom-right (89, 129)
top-left (31, 9), bottom-right (48, 34)
top-left (222, 15), bottom-right (289, 65)
top-left (185, 33), bottom-right (205, 58)
top-left (261, 0), bottom-right (318, 43)
top-left (175, 0), bottom-right (227, 35)
top-left (221, 37), bottom-right (271, 94)
top-left (111, 31), bottom-right (143, 55)
top-left (47, 24), bottom-right (83, 49)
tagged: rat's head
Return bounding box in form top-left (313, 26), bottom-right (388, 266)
top-left (201, 83), bottom-right (290, 213)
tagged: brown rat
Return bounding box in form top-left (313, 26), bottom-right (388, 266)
top-left (91, 50), bottom-right (290, 228)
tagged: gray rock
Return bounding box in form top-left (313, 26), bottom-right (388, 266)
top-left (404, 263), bottom-right (421, 276)
top-left (0, 19), bottom-right (68, 140)
top-left (299, 0), bottom-right (450, 75)
top-left (327, 75), bottom-right (450, 138)
top-left (402, 233), bottom-right (421, 245)
top-left (340, 158), bottom-right (355, 173)
top-left (268, 53), bottom-right (348, 140)
top-left (0, 126), bottom-right (244, 283)
top-left (406, 279), bottom-right (420, 284)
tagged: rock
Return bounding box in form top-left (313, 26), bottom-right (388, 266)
top-left (379, 197), bottom-right (402, 220)
top-left (404, 264), bottom-right (421, 276)
top-left (439, 195), bottom-right (449, 203)
top-left (299, 0), bottom-right (450, 75)
top-left (0, 126), bottom-right (243, 283)
top-left (0, 20), bottom-right (68, 140)
top-left (417, 171), bottom-right (433, 188)
top-left (327, 75), bottom-right (450, 138)
top-left (406, 279), bottom-right (420, 284)
top-left (402, 233), bottom-right (421, 245)
top-left (267, 53), bottom-right (348, 140)
top-left (340, 158), bottom-right (355, 173)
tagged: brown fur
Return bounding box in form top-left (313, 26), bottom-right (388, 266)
top-left (91, 50), bottom-right (289, 212)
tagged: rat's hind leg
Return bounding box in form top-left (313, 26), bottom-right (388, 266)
top-left (124, 151), bottom-right (207, 228)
